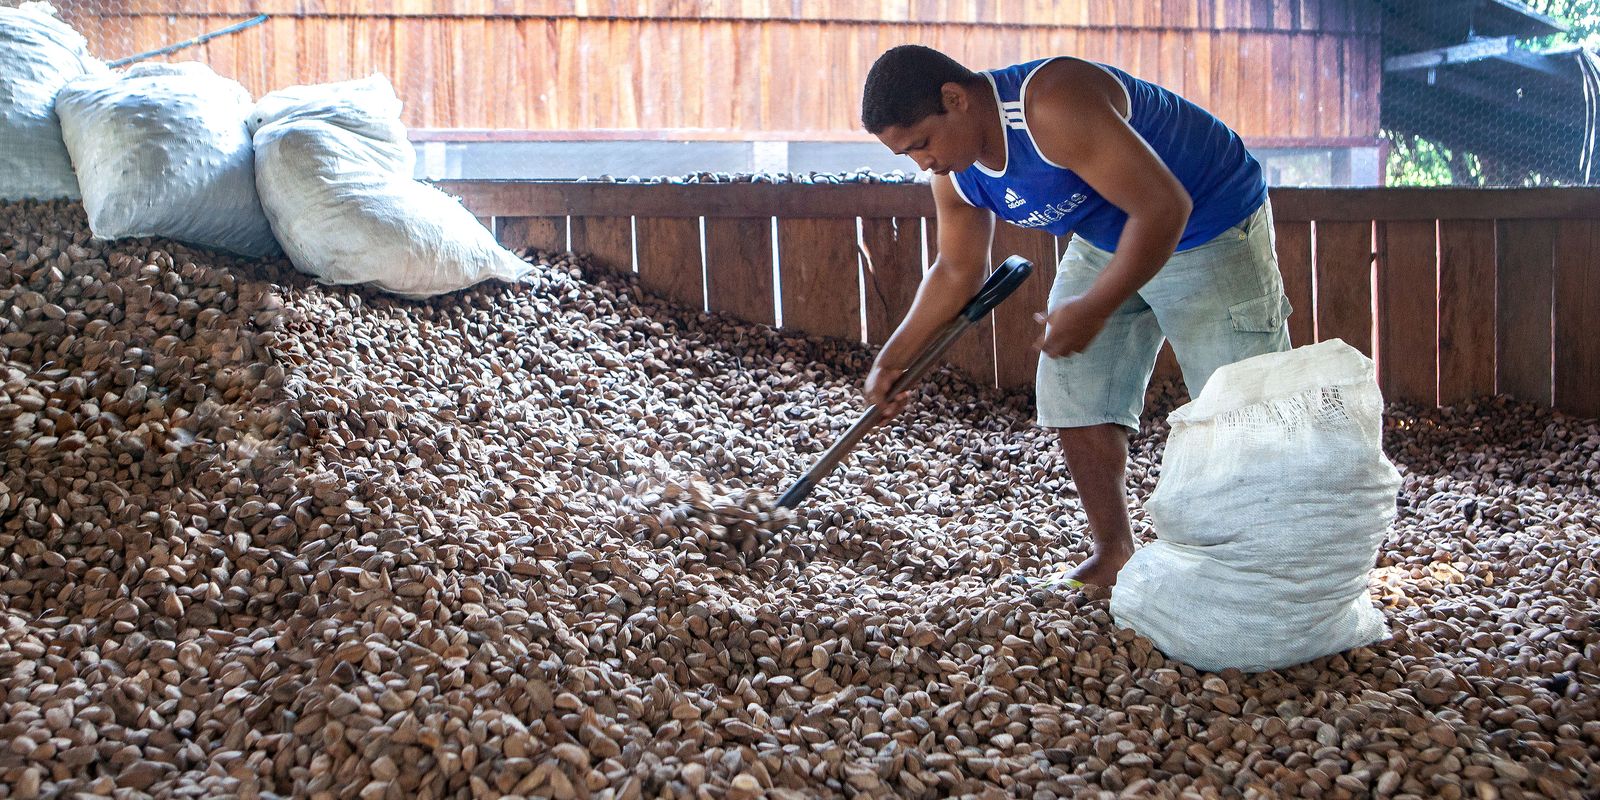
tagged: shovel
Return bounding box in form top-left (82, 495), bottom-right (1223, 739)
top-left (775, 255), bottom-right (1035, 509)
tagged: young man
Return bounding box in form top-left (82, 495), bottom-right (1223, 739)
top-left (860, 45), bottom-right (1292, 589)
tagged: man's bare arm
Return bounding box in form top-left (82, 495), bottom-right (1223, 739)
top-left (1029, 60), bottom-right (1192, 320)
top-left (878, 175), bottom-right (994, 368)
top-left (865, 174), bottom-right (994, 411)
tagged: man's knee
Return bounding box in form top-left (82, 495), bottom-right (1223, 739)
top-left (1055, 423), bottom-right (1129, 466)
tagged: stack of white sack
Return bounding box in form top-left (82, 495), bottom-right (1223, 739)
top-left (55, 61), bottom-right (281, 258)
top-left (0, 6), bottom-right (107, 201)
top-left (249, 75), bottom-right (532, 298)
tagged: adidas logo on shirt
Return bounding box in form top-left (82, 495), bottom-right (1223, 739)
top-left (1004, 188), bottom-right (1027, 209)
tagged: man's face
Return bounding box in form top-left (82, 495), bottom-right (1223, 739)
top-left (874, 86), bottom-right (982, 175)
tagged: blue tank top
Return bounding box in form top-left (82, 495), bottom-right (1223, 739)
top-left (950, 58), bottom-right (1267, 253)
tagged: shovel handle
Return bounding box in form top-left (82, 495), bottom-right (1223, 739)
top-left (961, 255), bottom-right (1035, 323)
top-left (774, 255), bottom-right (1034, 509)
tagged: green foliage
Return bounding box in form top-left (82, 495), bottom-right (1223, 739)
top-left (1383, 131), bottom-right (1483, 186)
top-left (1522, 0), bottom-right (1600, 50)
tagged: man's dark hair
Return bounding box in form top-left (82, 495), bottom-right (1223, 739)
top-left (861, 45), bottom-right (978, 133)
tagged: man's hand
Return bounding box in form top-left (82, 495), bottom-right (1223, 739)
top-left (864, 358), bottom-right (911, 423)
top-left (1034, 295), bottom-right (1115, 358)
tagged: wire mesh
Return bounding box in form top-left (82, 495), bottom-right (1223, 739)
top-left (1379, 0), bottom-right (1600, 186)
top-left (2, 0), bottom-right (132, 62)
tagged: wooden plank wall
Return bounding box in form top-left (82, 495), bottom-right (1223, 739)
top-left (444, 181), bottom-right (1600, 419)
top-left (69, 0), bottom-right (1381, 143)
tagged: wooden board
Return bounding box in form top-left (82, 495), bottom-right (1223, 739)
top-left (704, 217), bottom-right (776, 328)
top-left (97, 1), bottom-right (1370, 27)
top-left (1314, 35), bottom-right (1344, 140)
top-left (926, 217), bottom-right (995, 387)
top-left (1274, 218), bottom-right (1315, 347)
top-left (495, 216), bottom-right (566, 253)
top-left (1237, 33), bottom-right (1267, 137)
top-left (1212, 30), bottom-right (1241, 130)
top-left (1495, 219), bottom-right (1556, 405)
top-left (1376, 220), bottom-right (1439, 405)
top-left (990, 225), bottom-right (1057, 388)
top-left (1436, 220), bottom-right (1497, 407)
top-left (67, 10), bottom-right (1385, 140)
top-left (945, 293), bottom-right (997, 387)
top-left (776, 218), bottom-right (861, 341)
top-left (859, 217), bottom-right (924, 346)
top-left (1313, 220), bottom-right (1374, 356)
top-left (634, 217), bottom-right (705, 310)
top-left (569, 215), bottom-right (633, 273)
top-left (1290, 30), bottom-right (1316, 140)
top-left (1553, 219), bottom-right (1599, 419)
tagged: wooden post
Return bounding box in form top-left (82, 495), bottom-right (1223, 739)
top-left (860, 217), bottom-right (924, 346)
top-left (704, 217), bottom-right (776, 327)
top-left (1495, 219), bottom-right (1556, 405)
top-left (635, 217), bottom-right (705, 310)
top-left (1437, 220), bottom-right (1497, 407)
top-left (776, 218), bottom-right (861, 342)
top-left (569, 216), bottom-right (634, 273)
top-left (1314, 220), bottom-right (1375, 356)
top-left (1376, 220), bottom-right (1439, 406)
top-left (1553, 219), bottom-right (1599, 418)
top-left (989, 225), bottom-right (1057, 389)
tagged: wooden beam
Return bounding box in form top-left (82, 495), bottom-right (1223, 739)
top-left (1384, 36), bottom-right (1516, 73)
top-left (414, 129), bottom-right (1383, 149)
top-left (1269, 188), bottom-right (1600, 221)
top-left (442, 182), bottom-right (1600, 223)
top-left (410, 127), bottom-right (891, 143)
top-left (1384, 69), bottom-right (1576, 130)
top-left (435, 180), bottom-right (936, 219)
top-left (1491, 47), bottom-right (1572, 79)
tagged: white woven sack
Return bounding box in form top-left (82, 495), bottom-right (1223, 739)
top-left (1110, 339), bottom-right (1402, 672)
top-left (54, 62), bottom-right (280, 258)
top-left (245, 75), bottom-right (413, 169)
top-left (0, 6), bottom-right (107, 201)
top-left (250, 75), bottom-right (531, 298)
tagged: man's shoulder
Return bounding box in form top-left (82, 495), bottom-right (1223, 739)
top-left (1024, 58), bottom-right (1123, 111)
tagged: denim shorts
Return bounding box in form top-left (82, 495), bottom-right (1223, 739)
top-left (1036, 199), bottom-right (1293, 431)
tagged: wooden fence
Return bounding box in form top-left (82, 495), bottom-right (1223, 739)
top-left (437, 181), bottom-right (1600, 419)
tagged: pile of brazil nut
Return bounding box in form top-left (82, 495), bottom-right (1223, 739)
top-left (1, 198), bottom-right (1596, 799)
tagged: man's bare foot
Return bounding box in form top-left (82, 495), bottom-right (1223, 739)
top-left (1061, 545), bottom-right (1135, 588)
top-left (1011, 545), bottom-right (1135, 592)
